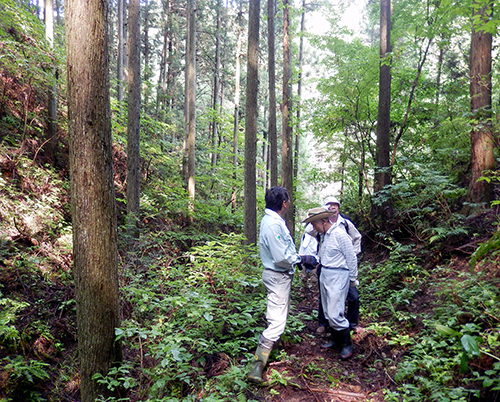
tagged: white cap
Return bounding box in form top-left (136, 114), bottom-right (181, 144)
top-left (323, 196), bottom-right (341, 207)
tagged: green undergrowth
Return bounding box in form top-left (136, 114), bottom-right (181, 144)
top-left (107, 231), bottom-right (306, 402)
top-left (360, 244), bottom-right (500, 402)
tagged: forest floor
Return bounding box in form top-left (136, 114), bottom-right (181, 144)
top-left (245, 275), bottom-right (393, 401)
top-left (244, 255), bottom-right (471, 402)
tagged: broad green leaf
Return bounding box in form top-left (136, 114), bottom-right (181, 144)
top-left (435, 324), bottom-right (461, 338)
top-left (460, 351), bottom-right (468, 374)
top-left (461, 335), bottom-right (480, 356)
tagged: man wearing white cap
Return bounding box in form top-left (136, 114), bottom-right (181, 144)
top-left (302, 207), bottom-right (358, 359)
top-left (322, 196), bottom-right (362, 334)
top-left (299, 196), bottom-right (362, 335)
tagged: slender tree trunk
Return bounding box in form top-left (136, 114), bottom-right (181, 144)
top-left (44, 0), bottom-right (58, 165)
top-left (294, 0), bottom-right (305, 199)
top-left (117, 0), bottom-right (124, 116)
top-left (268, 0), bottom-right (277, 187)
top-left (468, 0), bottom-right (494, 205)
top-left (166, 10), bottom-right (174, 114)
top-left (244, 0), bottom-right (260, 245)
top-left (55, 0), bottom-right (61, 25)
top-left (157, 0), bottom-right (169, 119)
top-left (211, 0), bottom-right (222, 168)
top-left (232, 3), bottom-right (243, 210)
top-left (186, 0), bottom-right (196, 207)
top-left (127, 0), bottom-right (141, 233)
top-left (391, 37), bottom-right (432, 165)
top-left (282, 0), bottom-right (294, 237)
top-left (373, 0), bottom-right (392, 222)
top-left (143, 0), bottom-right (151, 110)
top-left (65, 0), bottom-right (122, 399)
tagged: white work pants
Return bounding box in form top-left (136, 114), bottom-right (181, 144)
top-left (261, 269), bottom-right (294, 342)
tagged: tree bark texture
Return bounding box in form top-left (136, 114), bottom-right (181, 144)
top-left (127, 0), bottom-right (141, 228)
top-left (157, 0), bottom-right (169, 117)
top-left (282, 0), bottom-right (294, 237)
top-left (374, 0), bottom-right (392, 194)
top-left (65, 0), bottom-right (122, 400)
top-left (468, 0), bottom-right (494, 205)
top-left (44, 0), bottom-right (58, 165)
top-left (211, 0), bottom-right (222, 168)
top-left (268, 0), bottom-right (278, 187)
top-left (232, 2), bottom-right (243, 211)
top-left (244, 0), bottom-right (260, 245)
top-left (187, 0), bottom-right (196, 204)
top-left (117, 0), bottom-right (124, 111)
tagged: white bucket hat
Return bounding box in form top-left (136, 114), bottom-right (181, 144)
top-left (323, 196), bottom-right (341, 207)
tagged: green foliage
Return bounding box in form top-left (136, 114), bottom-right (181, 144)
top-left (470, 229), bottom-right (500, 268)
top-left (361, 242), bottom-right (428, 326)
top-left (92, 363), bottom-right (138, 392)
top-left (370, 263), bottom-right (500, 401)
top-left (114, 232), bottom-right (305, 400)
top-left (0, 293), bottom-right (29, 351)
top-left (1, 355), bottom-right (49, 402)
top-left (374, 157), bottom-right (468, 242)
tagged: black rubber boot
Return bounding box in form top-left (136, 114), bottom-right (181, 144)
top-left (321, 330), bottom-right (340, 349)
top-left (338, 328), bottom-right (353, 360)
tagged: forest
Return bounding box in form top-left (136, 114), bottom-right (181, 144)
top-left (0, 0), bottom-right (499, 401)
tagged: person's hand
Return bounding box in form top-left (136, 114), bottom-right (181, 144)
top-left (300, 255), bottom-right (317, 266)
top-left (350, 279), bottom-right (359, 287)
top-left (300, 255), bottom-right (317, 271)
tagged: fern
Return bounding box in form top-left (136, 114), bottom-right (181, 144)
top-left (470, 229), bottom-right (500, 268)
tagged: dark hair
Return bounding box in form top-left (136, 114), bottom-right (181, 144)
top-left (265, 187), bottom-right (289, 211)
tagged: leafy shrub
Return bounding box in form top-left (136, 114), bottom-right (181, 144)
top-left (114, 232), bottom-right (297, 400)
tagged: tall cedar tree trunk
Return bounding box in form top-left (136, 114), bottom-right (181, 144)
top-left (157, 0), bottom-right (169, 118)
top-left (244, 0), bottom-right (260, 245)
top-left (44, 0), bottom-right (58, 165)
top-left (166, 9), bottom-right (174, 115)
top-left (232, 2), bottom-right (243, 210)
top-left (282, 0), bottom-right (294, 237)
top-left (468, 0), bottom-right (494, 205)
top-left (143, 0), bottom-right (150, 109)
top-left (65, 0), bottom-right (122, 400)
top-left (117, 0), bottom-right (124, 116)
top-left (268, 0), bottom-right (278, 187)
top-left (211, 0), bottom-right (222, 168)
top-left (294, 0), bottom-right (305, 199)
top-left (127, 0), bottom-right (141, 233)
top-left (186, 0), bottom-right (196, 206)
top-left (373, 0), bottom-right (393, 223)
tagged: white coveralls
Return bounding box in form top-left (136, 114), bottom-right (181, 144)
top-left (318, 224), bottom-right (358, 331)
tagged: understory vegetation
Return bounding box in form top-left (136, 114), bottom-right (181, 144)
top-left (1, 148), bottom-right (499, 401)
top-left (1, 0), bottom-right (500, 400)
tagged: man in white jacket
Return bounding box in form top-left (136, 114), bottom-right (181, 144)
top-left (247, 187), bottom-right (317, 383)
top-left (302, 207), bottom-right (358, 359)
top-left (299, 196), bottom-right (362, 334)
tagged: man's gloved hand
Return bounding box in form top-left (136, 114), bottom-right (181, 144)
top-left (300, 255), bottom-right (318, 271)
top-left (350, 279), bottom-right (359, 287)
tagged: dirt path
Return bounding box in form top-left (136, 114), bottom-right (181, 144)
top-left (246, 272), bottom-right (394, 402)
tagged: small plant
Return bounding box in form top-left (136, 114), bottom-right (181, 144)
top-left (92, 363), bottom-right (138, 392)
top-left (2, 355), bottom-right (50, 401)
top-left (0, 294), bottom-right (29, 351)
